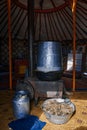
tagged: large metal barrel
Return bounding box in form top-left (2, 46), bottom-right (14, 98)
top-left (36, 41), bottom-right (63, 81)
top-left (12, 90), bottom-right (30, 119)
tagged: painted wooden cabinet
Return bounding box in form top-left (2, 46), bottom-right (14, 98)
top-left (14, 59), bottom-right (28, 78)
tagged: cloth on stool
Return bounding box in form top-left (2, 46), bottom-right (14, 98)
top-left (8, 115), bottom-right (46, 130)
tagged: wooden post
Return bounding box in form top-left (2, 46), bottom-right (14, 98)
top-left (27, 0), bottom-right (34, 77)
top-left (7, 0), bottom-right (12, 90)
top-left (72, 0), bottom-right (77, 91)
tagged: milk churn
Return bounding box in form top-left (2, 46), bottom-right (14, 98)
top-left (12, 90), bottom-right (30, 119)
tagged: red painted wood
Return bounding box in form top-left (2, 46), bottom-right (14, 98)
top-left (13, 0), bottom-right (69, 13)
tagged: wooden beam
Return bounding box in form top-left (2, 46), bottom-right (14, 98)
top-left (7, 0), bottom-right (12, 90)
top-left (72, 0), bottom-right (77, 91)
top-left (13, 1), bottom-right (69, 13)
top-left (50, 0), bottom-right (56, 8)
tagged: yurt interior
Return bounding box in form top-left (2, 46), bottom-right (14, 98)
top-left (0, 0), bottom-right (87, 130)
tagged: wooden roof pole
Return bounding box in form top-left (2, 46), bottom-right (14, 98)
top-left (7, 0), bottom-right (12, 90)
top-left (72, 0), bottom-right (77, 91)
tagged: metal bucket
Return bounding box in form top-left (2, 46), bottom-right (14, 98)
top-left (12, 90), bottom-right (30, 119)
top-left (36, 41), bottom-right (63, 81)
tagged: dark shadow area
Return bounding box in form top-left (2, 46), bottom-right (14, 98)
top-left (62, 76), bottom-right (87, 92)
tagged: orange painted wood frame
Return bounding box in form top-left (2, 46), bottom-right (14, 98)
top-left (72, 0), bottom-right (77, 91)
top-left (7, 0), bottom-right (12, 90)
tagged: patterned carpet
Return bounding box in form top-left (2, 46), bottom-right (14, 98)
top-left (0, 90), bottom-right (87, 130)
